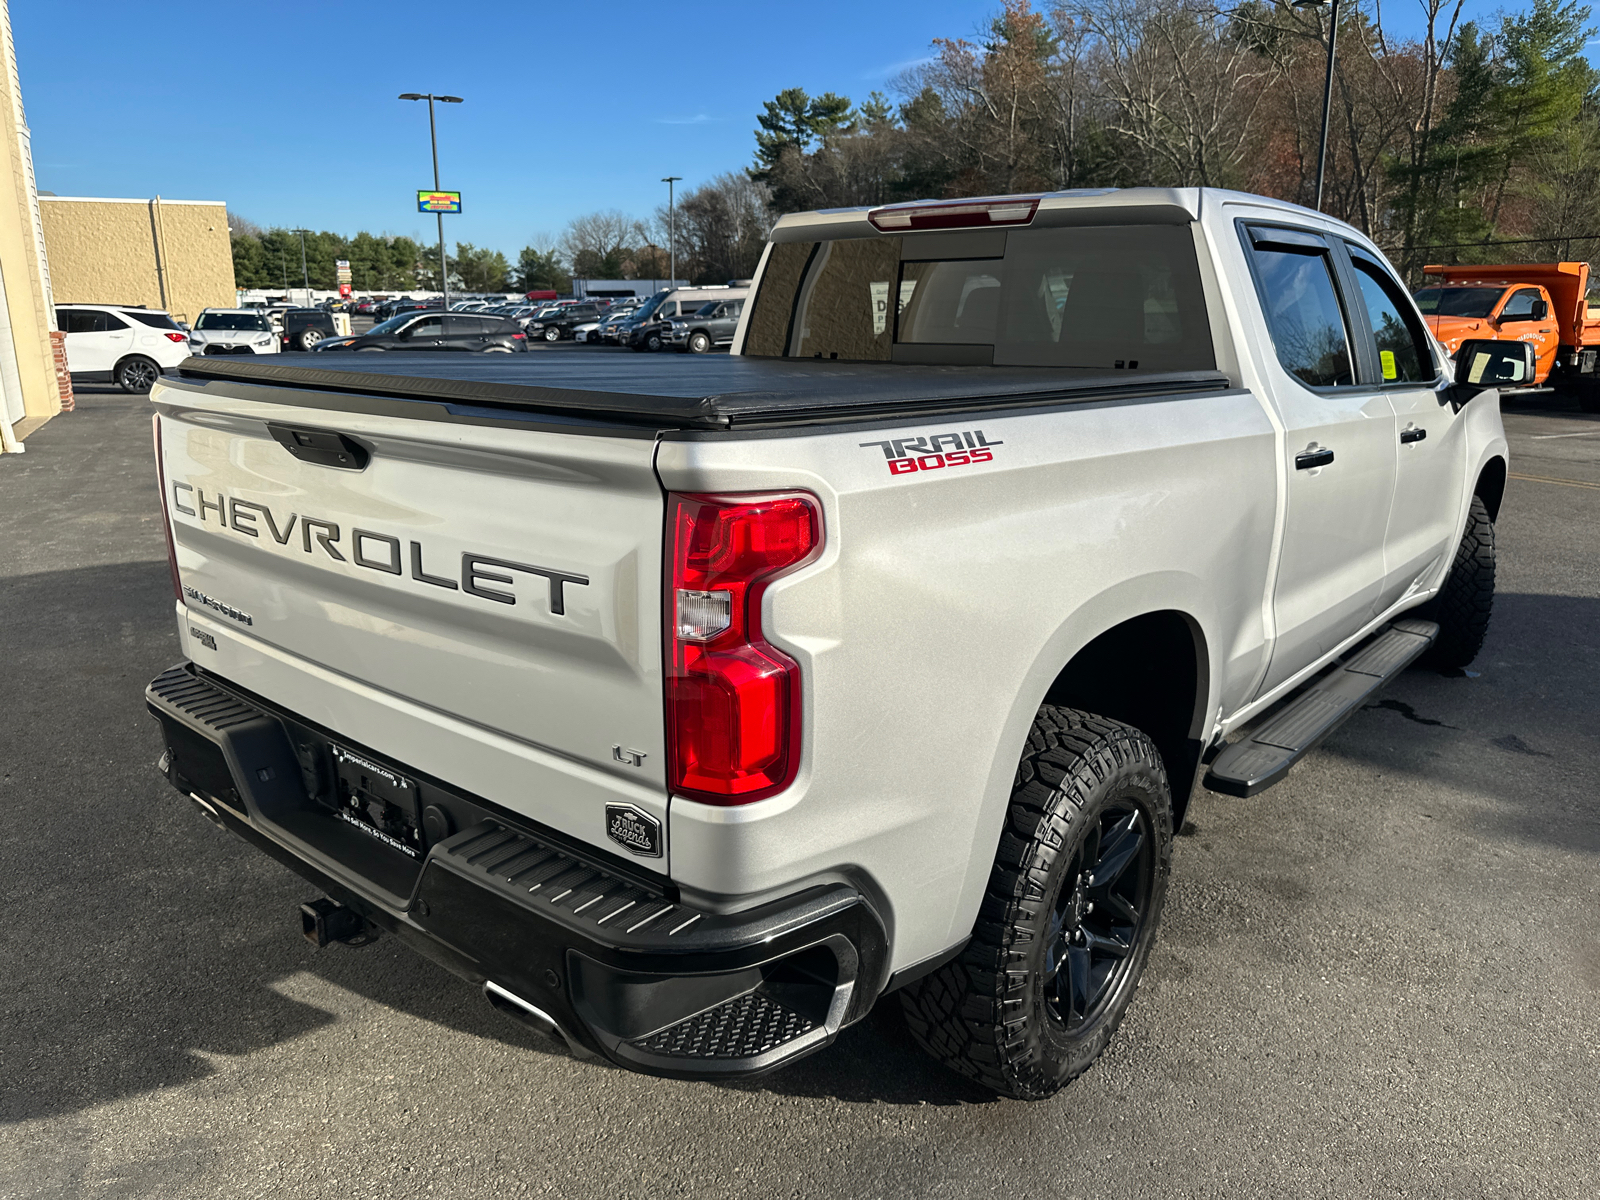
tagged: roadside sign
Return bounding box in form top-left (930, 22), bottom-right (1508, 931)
top-left (339, 284), bottom-right (352, 298)
top-left (418, 191), bottom-right (462, 213)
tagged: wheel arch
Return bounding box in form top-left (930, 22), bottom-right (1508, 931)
top-left (1475, 454), bottom-right (1507, 522)
top-left (1041, 609), bottom-right (1211, 831)
top-left (940, 592), bottom-right (1215, 971)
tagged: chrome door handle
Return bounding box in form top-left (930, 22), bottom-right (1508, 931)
top-left (1295, 447), bottom-right (1335, 470)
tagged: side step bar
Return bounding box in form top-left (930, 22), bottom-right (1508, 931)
top-left (1204, 618), bottom-right (1439, 798)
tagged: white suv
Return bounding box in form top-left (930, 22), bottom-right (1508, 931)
top-left (56, 304), bottom-right (192, 392)
top-left (188, 309), bottom-right (280, 358)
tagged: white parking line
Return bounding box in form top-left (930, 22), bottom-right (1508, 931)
top-left (1529, 430), bottom-right (1600, 439)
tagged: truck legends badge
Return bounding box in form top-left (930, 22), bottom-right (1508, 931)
top-left (605, 804), bottom-right (662, 858)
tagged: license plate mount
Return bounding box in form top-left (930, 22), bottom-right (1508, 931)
top-left (329, 744), bottom-right (424, 860)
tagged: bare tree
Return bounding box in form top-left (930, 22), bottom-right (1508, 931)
top-left (560, 210), bottom-right (647, 278)
top-left (1062, 0), bottom-right (1273, 188)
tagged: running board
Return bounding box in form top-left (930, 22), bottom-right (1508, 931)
top-left (1204, 618), bottom-right (1439, 798)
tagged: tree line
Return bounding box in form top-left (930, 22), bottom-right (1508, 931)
top-left (232, 0), bottom-right (1599, 296)
top-left (748, 0), bottom-right (1600, 283)
top-left (230, 220), bottom-right (516, 293)
top-left (228, 170), bottom-right (770, 296)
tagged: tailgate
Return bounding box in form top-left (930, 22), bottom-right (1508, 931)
top-left (154, 378), bottom-right (667, 800)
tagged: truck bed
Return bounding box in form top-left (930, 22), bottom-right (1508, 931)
top-left (177, 354), bottom-right (1230, 430)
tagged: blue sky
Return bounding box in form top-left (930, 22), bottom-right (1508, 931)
top-left (18, 0), bottom-right (1525, 257)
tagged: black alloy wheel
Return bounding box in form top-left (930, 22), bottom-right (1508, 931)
top-left (901, 706), bottom-right (1172, 1100)
top-left (115, 356), bottom-right (160, 393)
top-left (1043, 804), bottom-right (1153, 1030)
top-left (644, 331), bottom-right (663, 352)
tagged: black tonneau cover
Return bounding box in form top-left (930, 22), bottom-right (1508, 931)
top-left (176, 354), bottom-right (1230, 430)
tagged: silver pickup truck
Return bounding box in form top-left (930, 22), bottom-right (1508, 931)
top-left (145, 188), bottom-right (1526, 1100)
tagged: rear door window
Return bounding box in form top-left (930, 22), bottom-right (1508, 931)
top-left (1244, 229), bottom-right (1355, 388)
top-left (1346, 249), bottom-right (1435, 384)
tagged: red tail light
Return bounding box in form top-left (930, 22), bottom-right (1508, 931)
top-left (164, 332), bottom-right (187, 343)
top-left (512, 332), bottom-right (526, 339)
top-left (867, 196), bottom-right (1039, 232)
top-left (666, 492), bottom-right (820, 803)
top-left (151, 413), bottom-right (182, 599)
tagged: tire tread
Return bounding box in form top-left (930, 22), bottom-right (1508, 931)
top-left (900, 706), bottom-right (1170, 1099)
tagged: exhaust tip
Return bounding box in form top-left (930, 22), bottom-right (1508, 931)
top-left (483, 981), bottom-right (593, 1060)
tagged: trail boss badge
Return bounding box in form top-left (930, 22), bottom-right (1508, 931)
top-left (606, 804), bottom-right (663, 858)
top-left (858, 428), bottom-right (1003, 475)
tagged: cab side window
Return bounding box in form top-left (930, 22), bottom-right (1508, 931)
top-left (1245, 229), bottom-right (1355, 388)
top-left (1347, 252), bottom-right (1434, 383)
top-left (1499, 288), bottom-right (1542, 321)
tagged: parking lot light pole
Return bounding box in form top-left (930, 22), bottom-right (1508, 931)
top-left (1293, 0), bottom-right (1340, 211)
top-left (290, 229), bottom-right (311, 297)
top-left (662, 176), bottom-right (681, 286)
top-left (400, 92), bottom-right (463, 308)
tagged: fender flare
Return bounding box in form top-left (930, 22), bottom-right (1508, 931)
top-left (942, 572), bottom-right (1216, 948)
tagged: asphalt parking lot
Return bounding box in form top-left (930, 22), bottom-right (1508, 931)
top-left (1, 385), bottom-right (1596, 1200)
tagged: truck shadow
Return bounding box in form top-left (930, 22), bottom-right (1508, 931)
top-left (1315, 589), bottom-right (1600, 857)
top-left (3, 558), bottom-right (1592, 1121)
top-left (0, 559), bottom-right (569, 1125)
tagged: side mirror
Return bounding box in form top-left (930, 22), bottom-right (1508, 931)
top-left (1453, 338), bottom-right (1536, 397)
top-left (1531, 298), bottom-right (1549, 321)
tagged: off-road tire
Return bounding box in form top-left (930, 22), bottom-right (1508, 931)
top-left (900, 707), bottom-right (1173, 1100)
top-left (1417, 493), bottom-right (1495, 669)
top-left (115, 356), bottom-right (160, 393)
top-left (296, 328), bottom-right (324, 351)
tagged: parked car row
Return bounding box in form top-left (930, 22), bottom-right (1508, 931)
top-left (313, 311), bottom-right (527, 353)
top-left (584, 286), bottom-right (749, 353)
top-left (56, 287), bottom-right (749, 391)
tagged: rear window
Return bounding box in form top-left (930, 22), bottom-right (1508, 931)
top-left (196, 312), bottom-right (271, 332)
top-left (743, 224), bottom-right (1214, 371)
top-left (124, 310), bottom-right (183, 330)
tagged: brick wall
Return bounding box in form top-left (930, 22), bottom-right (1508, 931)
top-left (49, 329), bottom-right (72, 412)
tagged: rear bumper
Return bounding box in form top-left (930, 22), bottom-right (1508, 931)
top-left (145, 662), bottom-right (888, 1078)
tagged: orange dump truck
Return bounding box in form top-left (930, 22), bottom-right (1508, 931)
top-left (1414, 262), bottom-right (1600, 411)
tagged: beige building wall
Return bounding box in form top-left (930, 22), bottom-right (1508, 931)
top-left (41, 197), bottom-right (235, 326)
top-left (0, 0), bottom-right (68, 452)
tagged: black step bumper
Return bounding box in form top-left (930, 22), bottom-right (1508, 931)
top-left (145, 663), bottom-right (888, 1078)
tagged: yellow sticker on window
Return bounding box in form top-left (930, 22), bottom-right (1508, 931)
top-left (1380, 349), bottom-right (1397, 381)
top-left (1468, 352), bottom-right (1490, 384)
